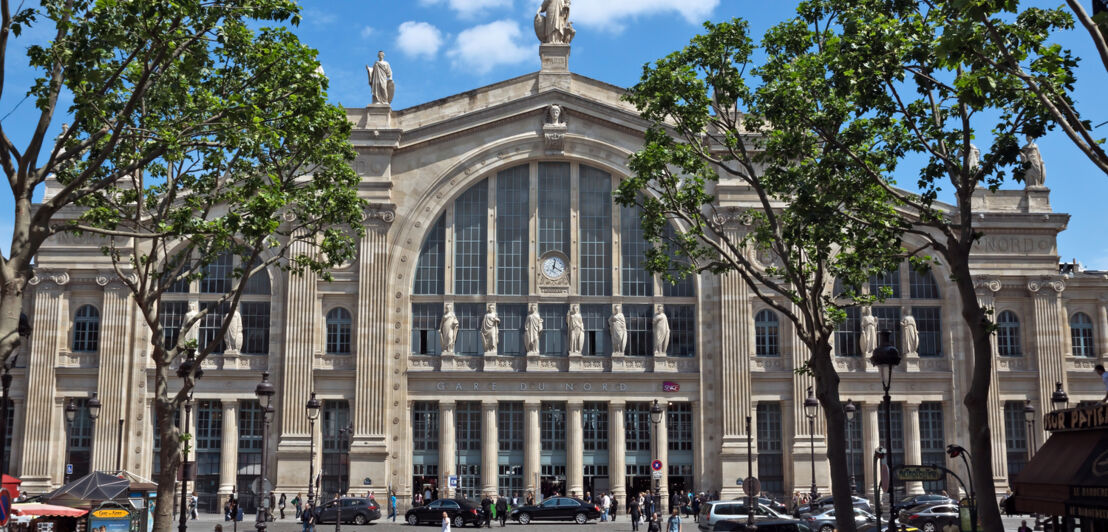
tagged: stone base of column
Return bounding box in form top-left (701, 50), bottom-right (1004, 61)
top-left (719, 438), bottom-right (754, 500)
top-left (18, 476), bottom-right (54, 494)
top-left (790, 438), bottom-right (829, 499)
top-left (350, 438), bottom-right (389, 496)
top-left (274, 438), bottom-right (313, 495)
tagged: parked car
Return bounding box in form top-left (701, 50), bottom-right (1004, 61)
top-left (898, 494), bottom-right (956, 509)
top-left (698, 500), bottom-right (789, 530)
top-left (509, 497), bottom-right (602, 524)
top-left (312, 497), bottom-right (381, 525)
top-left (756, 497), bottom-right (789, 515)
top-left (405, 498), bottom-right (482, 527)
top-left (800, 507), bottom-right (876, 532)
top-left (900, 503), bottom-right (960, 532)
top-left (713, 518), bottom-right (812, 532)
top-left (795, 496), bottom-right (874, 515)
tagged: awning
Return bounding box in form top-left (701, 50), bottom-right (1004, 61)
top-left (1011, 429), bottom-right (1108, 516)
top-left (11, 503), bottom-right (89, 518)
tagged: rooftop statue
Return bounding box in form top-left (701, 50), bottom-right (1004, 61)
top-left (534, 0), bottom-right (575, 44)
top-left (366, 50), bottom-right (394, 105)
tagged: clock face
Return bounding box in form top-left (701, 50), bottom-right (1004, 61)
top-left (542, 256), bottom-right (567, 279)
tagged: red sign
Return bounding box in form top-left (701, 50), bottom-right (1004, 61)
top-left (662, 382), bottom-right (680, 392)
top-left (652, 460), bottom-right (663, 471)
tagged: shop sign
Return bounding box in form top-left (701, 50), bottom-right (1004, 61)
top-left (892, 465), bottom-right (944, 482)
top-left (1043, 403), bottom-right (1108, 432)
top-left (89, 504), bottom-right (132, 532)
top-left (92, 509), bottom-right (130, 519)
top-left (662, 382), bottom-right (680, 392)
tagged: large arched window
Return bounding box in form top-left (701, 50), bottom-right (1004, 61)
top-left (1071, 312), bottom-right (1095, 357)
top-left (997, 310), bottom-right (1021, 357)
top-left (755, 309), bottom-right (780, 357)
top-left (326, 308), bottom-right (352, 355)
top-left (72, 305), bottom-right (100, 352)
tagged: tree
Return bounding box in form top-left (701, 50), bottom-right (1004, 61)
top-left (618, 19), bottom-right (906, 532)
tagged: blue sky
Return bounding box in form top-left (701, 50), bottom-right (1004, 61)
top-left (2, 0), bottom-right (1107, 268)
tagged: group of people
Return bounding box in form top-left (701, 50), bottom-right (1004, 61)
top-left (625, 490), bottom-right (711, 531)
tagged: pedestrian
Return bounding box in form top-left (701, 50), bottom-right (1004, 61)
top-left (1097, 364), bottom-right (1108, 403)
top-left (292, 493), bottom-right (302, 519)
top-left (424, 487), bottom-right (432, 502)
top-left (389, 491), bottom-right (398, 522)
top-left (629, 496), bottom-right (642, 532)
top-left (441, 511), bottom-right (452, 532)
top-left (496, 494), bottom-right (509, 527)
top-left (300, 502), bottom-right (314, 532)
top-left (432, 487), bottom-right (439, 501)
top-left (610, 493), bottom-right (618, 522)
top-left (1018, 520), bottom-right (1033, 532)
top-left (584, 491), bottom-right (592, 503)
top-left (601, 491), bottom-right (611, 522)
top-left (691, 494), bottom-right (700, 522)
top-left (415, 492), bottom-right (424, 506)
top-left (224, 499), bottom-right (232, 522)
top-left (667, 508), bottom-right (682, 532)
top-left (526, 491), bottom-right (534, 506)
top-left (647, 512), bottom-right (661, 532)
top-left (481, 493), bottom-right (493, 528)
top-left (269, 492), bottom-right (277, 522)
top-left (512, 492), bottom-right (520, 507)
top-left (190, 492), bottom-right (199, 520)
top-left (215, 526), bottom-right (223, 532)
top-left (279, 493), bottom-right (287, 520)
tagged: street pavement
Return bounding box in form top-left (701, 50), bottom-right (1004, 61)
top-left (188, 512), bottom-right (1036, 532)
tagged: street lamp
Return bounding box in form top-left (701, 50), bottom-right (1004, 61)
top-left (306, 392), bottom-right (321, 512)
top-left (255, 372), bottom-right (276, 532)
top-left (1023, 400), bottom-right (1036, 461)
top-left (649, 399), bottom-right (664, 501)
top-left (1, 352), bottom-right (20, 477)
top-left (335, 425), bottom-right (353, 532)
top-left (63, 399), bottom-right (77, 484)
top-left (844, 399), bottom-right (857, 495)
top-left (1051, 382), bottom-right (1069, 411)
top-left (176, 349), bottom-right (202, 532)
top-left (869, 330), bottom-right (901, 532)
top-left (803, 387), bottom-right (819, 501)
top-left (873, 447), bottom-right (886, 531)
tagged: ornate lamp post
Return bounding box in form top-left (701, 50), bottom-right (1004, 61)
top-left (306, 392), bottom-right (321, 512)
top-left (63, 399), bottom-right (77, 484)
top-left (176, 349), bottom-right (201, 532)
top-left (1023, 400), bottom-right (1036, 461)
top-left (869, 330), bottom-right (901, 532)
top-left (803, 387), bottom-right (819, 501)
top-left (1051, 382), bottom-right (1069, 411)
top-left (844, 399), bottom-right (857, 495)
top-left (255, 372), bottom-right (276, 532)
top-left (649, 399), bottom-right (664, 499)
top-left (88, 391), bottom-right (101, 429)
top-left (335, 425), bottom-right (353, 532)
top-left (873, 447), bottom-right (886, 531)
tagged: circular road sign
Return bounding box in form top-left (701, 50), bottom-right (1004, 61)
top-left (742, 477), bottom-right (761, 497)
top-left (0, 487), bottom-right (11, 527)
top-left (651, 460), bottom-right (663, 471)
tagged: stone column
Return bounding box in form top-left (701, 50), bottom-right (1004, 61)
top-left (608, 401), bottom-right (626, 502)
top-left (975, 278), bottom-right (1008, 492)
top-left (691, 401), bottom-right (703, 493)
top-left (567, 401), bottom-right (584, 497)
top-left (1028, 280), bottom-right (1066, 472)
top-left (219, 400), bottom-right (239, 506)
top-left (717, 232), bottom-right (754, 498)
top-left (904, 403), bottom-right (924, 495)
top-left (524, 401), bottom-right (541, 497)
top-left (277, 232), bottom-right (317, 490)
top-left (1098, 297), bottom-right (1108, 360)
top-left (92, 278), bottom-right (132, 471)
top-left (655, 407), bottom-right (669, 506)
top-left (439, 402), bottom-right (456, 498)
top-left (862, 404), bottom-right (880, 500)
top-left (481, 401), bottom-right (498, 496)
top-left (19, 273), bottom-right (67, 491)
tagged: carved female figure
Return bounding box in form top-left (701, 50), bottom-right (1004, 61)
top-left (860, 310), bottom-right (878, 356)
top-left (481, 303), bottom-right (500, 353)
top-left (440, 303), bottom-right (460, 354)
top-left (902, 314), bottom-right (919, 356)
top-left (609, 304), bottom-right (627, 354)
top-left (225, 309), bottom-right (243, 352)
top-left (567, 304), bottom-right (584, 354)
top-left (652, 304), bottom-right (670, 356)
top-left (524, 304), bottom-right (543, 355)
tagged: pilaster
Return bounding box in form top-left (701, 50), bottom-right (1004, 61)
top-left (524, 401), bottom-right (541, 497)
top-left (481, 401), bottom-right (498, 496)
top-left (566, 401), bottom-right (583, 497)
top-left (92, 278), bottom-right (131, 470)
top-left (717, 235), bottom-right (753, 498)
top-left (276, 233), bottom-right (317, 492)
top-left (1029, 279), bottom-right (1066, 456)
top-left (974, 278), bottom-right (1008, 489)
top-left (219, 400), bottom-right (239, 506)
top-left (1097, 297), bottom-right (1108, 360)
top-left (862, 404), bottom-right (880, 499)
top-left (439, 401), bottom-right (457, 499)
top-left (608, 401), bottom-right (626, 502)
top-left (19, 273), bottom-right (67, 491)
top-left (904, 403), bottom-right (923, 495)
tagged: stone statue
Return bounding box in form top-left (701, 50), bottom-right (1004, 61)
top-left (902, 314), bottom-right (919, 356)
top-left (440, 303), bottom-right (459, 354)
top-left (967, 143), bottom-right (980, 171)
top-left (534, 0), bottom-right (575, 44)
top-left (524, 303), bottom-right (543, 355)
top-left (366, 50), bottom-right (394, 105)
top-left (481, 303), bottom-right (500, 353)
top-left (860, 309), bottom-right (878, 356)
top-left (547, 104), bottom-right (564, 125)
top-left (182, 300), bottom-right (200, 345)
top-left (652, 304), bottom-right (670, 356)
top-left (609, 304), bottom-right (627, 354)
top-left (567, 304), bottom-right (584, 355)
top-left (225, 309), bottom-right (243, 353)
top-left (1020, 135), bottom-right (1046, 188)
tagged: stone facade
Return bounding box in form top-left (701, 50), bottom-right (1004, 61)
top-left (4, 36), bottom-right (1108, 515)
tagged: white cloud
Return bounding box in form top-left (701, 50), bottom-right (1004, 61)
top-left (447, 20), bottom-right (536, 75)
top-left (571, 0), bottom-right (719, 31)
top-left (302, 8), bottom-right (338, 26)
top-left (360, 26), bottom-right (375, 39)
top-left (418, 0), bottom-right (513, 18)
top-left (395, 21), bottom-right (445, 59)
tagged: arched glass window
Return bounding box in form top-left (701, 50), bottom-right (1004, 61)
top-left (909, 269), bottom-right (940, 299)
top-left (326, 307), bottom-right (352, 355)
top-left (997, 310), bottom-right (1021, 357)
top-left (755, 309), bottom-right (780, 357)
top-left (1071, 312), bottom-right (1095, 357)
top-left (72, 305), bottom-right (100, 352)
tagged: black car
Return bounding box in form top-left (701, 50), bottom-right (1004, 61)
top-left (509, 496), bottom-right (603, 524)
top-left (900, 503), bottom-right (960, 532)
top-left (405, 498), bottom-right (483, 527)
top-left (312, 497), bottom-right (381, 525)
top-left (897, 494), bottom-right (955, 510)
top-left (756, 497), bottom-right (789, 515)
top-left (714, 518), bottom-right (812, 532)
top-left (795, 496), bottom-right (874, 515)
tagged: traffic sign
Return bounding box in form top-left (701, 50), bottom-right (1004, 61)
top-left (66, 464), bottom-right (73, 475)
top-left (652, 471), bottom-right (663, 480)
top-left (250, 478), bottom-right (273, 495)
top-left (651, 460), bottom-right (663, 471)
top-left (448, 476), bottom-right (458, 488)
top-left (0, 487), bottom-right (11, 527)
top-left (742, 477), bottom-right (761, 497)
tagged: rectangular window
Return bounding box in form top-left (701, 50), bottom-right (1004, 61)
top-left (583, 402), bottom-right (608, 451)
top-left (455, 303), bottom-right (484, 356)
top-left (195, 400), bottom-right (222, 513)
top-left (538, 163), bottom-right (570, 256)
top-left (539, 304), bottom-right (568, 356)
top-left (869, 267), bottom-right (901, 299)
top-left (620, 204), bottom-right (653, 297)
top-left (413, 401), bottom-right (439, 451)
top-left (236, 400), bottom-right (263, 513)
top-left (541, 402), bottom-right (566, 451)
top-left (321, 400), bottom-right (351, 500)
top-left (756, 402), bottom-right (784, 497)
top-left (1004, 401), bottom-right (1028, 477)
top-left (457, 463), bottom-right (481, 500)
top-left (578, 166), bottom-right (612, 296)
top-left (919, 403), bottom-right (947, 493)
top-left (625, 304), bottom-right (653, 356)
top-left (165, 273), bottom-right (190, 293)
top-left (581, 304), bottom-right (610, 356)
top-left (240, 302), bottom-right (270, 355)
top-left (666, 305), bottom-right (695, 357)
top-left (454, 182), bottom-right (488, 295)
top-left (662, 226), bottom-right (695, 297)
top-left (667, 403), bottom-right (693, 451)
top-left (497, 166), bottom-right (529, 295)
top-left (66, 398), bottom-right (93, 480)
top-left (200, 253), bottom-right (233, 294)
top-left (498, 465), bottom-right (524, 495)
top-left (497, 303), bottom-right (526, 356)
top-left (243, 260), bottom-right (270, 295)
top-left (835, 307), bottom-right (861, 357)
top-left (456, 401), bottom-right (482, 452)
top-left (415, 215), bottom-right (446, 295)
top-left (498, 402), bottom-right (524, 451)
top-left (912, 307), bottom-right (942, 357)
top-left (871, 307), bottom-right (902, 352)
top-left (159, 301), bottom-right (187, 350)
top-left (411, 303), bottom-right (443, 355)
top-left (199, 301), bottom-right (227, 354)
top-left (625, 403), bottom-right (652, 452)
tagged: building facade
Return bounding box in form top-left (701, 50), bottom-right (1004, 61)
top-left (3, 27), bottom-right (1107, 513)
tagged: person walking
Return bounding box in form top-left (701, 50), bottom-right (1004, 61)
top-left (691, 494), bottom-right (700, 522)
top-left (610, 493), bottom-right (618, 522)
top-left (496, 495), bottom-right (509, 527)
top-left (601, 492), bottom-right (611, 522)
top-left (190, 492), bottom-right (199, 520)
top-left (389, 491), bottom-right (398, 522)
top-left (300, 502), bottom-right (314, 532)
top-left (441, 511), bottom-right (452, 532)
top-left (278, 493), bottom-right (287, 520)
top-left (666, 508), bottom-right (682, 532)
top-left (629, 496), bottom-right (642, 532)
top-left (292, 493), bottom-right (302, 519)
top-left (525, 491), bottom-right (534, 506)
top-left (1018, 520), bottom-right (1033, 532)
top-left (481, 494), bottom-right (493, 528)
top-left (647, 512), bottom-right (661, 532)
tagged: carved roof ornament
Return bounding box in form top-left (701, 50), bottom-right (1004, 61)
top-left (534, 0), bottom-right (575, 44)
top-left (543, 104), bottom-right (567, 153)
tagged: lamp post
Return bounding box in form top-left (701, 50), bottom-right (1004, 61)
top-left (63, 399), bottom-right (77, 484)
top-left (335, 425), bottom-right (353, 532)
top-left (1023, 400), bottom-right (1036, 461)
top-left (803, 387), bottom-right (819, 502)
top-left (844, 399), bottom-right (857, 495)
top-left (649, 399), bottom-right (664, 502)
top-left (176, 349), bottom-right (201, 532)
top-left (873, 447), bottom-right (885, 532)
top-left (306, 392), bottom-right (321, 513)
top-left (0, 352), bottom-right (20, 477)
top-left (1051, 382), bottom-right (1069, 411)
top-left (255, 372), bottom-right (276, 532)
top-left (869, 330), bottom-right (901, 532)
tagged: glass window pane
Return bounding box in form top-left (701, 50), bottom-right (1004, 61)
top-left (756, 402), bottom-right (784, 497)
top-left (72, 305), bottom-right (101, 352)
top-left (912, 307), bottom-right (941, 358)
top-left (620, 203), bottom-right (653, 297)
top-left (538, 163), bottom-right (570, 256)
top-left (326, 307), bottom-right (353, 355)
top-left (540, 304), bottom-right (568, 356)
top-left (498, 402), bottom-right (524, 451)
top-left (415, 215), bottom-right (446, 295)
top-left (411, 303), bottom-right (443, 355)
top-left (997, 311), bottom-right (1022, 357)
top-left (581, 304), bottom-right (610, 356)
top-left (1070, 313), bottom-right (1095, 357)
top-left (578, 166), bottom-right (612, 296)
top-left (835, 307), bottom-right (860, 357)
top-left (497, 303), bottom-right (526, 356)
top-left (868, 266), bottom-right (900, 299)
top-left (454, 182), bottom-right (488, 295)
top-left (497, 166), bottom-right (529, 295)
top-left (666, 304), bottom-right (695, 357)
top-left (455, 303), bottom-right (485, 356)
top-left (625, 304), bottom-right (653, 356)
top-left (240, 302), bottom-right (270, 355)
top-left (755, 309), bottom-right (780, 357)
top-left (909, 269), bottom-right (939, 299)
top-left (200, 252), bottom-right (233, 294)
top-left (412, 401), bottom-right (440, 451)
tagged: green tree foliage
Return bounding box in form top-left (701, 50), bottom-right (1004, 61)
top-left (618, 18), bottom-right (906, 532)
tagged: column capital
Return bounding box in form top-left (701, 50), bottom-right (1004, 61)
top-left (524, 400), bottom-right (541, 409)
top-left (608, 400), bottom-right (626, 409)
top-left (481, 400), bottom-right (498, 409)
top-left (567, 400), bottom-right (584, 409)
top-left (440, 400), bottom-right (457, 412)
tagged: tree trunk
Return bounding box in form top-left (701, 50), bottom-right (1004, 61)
top-left (950, 252), bottom-right (1003, 532)
top-left (0, 193), bottom-right (37, 367)
top-left (808, 340), bottom-right (857, 532)
top-left (152, 364), bottom-right (184, 532)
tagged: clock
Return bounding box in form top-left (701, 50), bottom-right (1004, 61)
top-left (542, 256), bottom-right (567, 279)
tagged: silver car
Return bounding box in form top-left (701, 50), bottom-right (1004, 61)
top-left (801, 507), bottom-right (876, 532)
top-left (698, 500), bottom-right (788, 529)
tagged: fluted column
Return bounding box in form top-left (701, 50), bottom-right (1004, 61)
top-left (1029, 279), bottom-right (1066, 467)
top-left (219, 400), bottom-right (239, 506)
top-left (92, 279), bottom-right (132, 470)
top-left (481, 401), bottom-right (498, 496)
top-left (355, 213), bottom-right (393, 439)
top-left (439, 401), bottom-right (457, 498)
top-left (862, 404), bottom-right (880, 500)
top-left (718, 236), bottom-right (753, 498)
top-left (567, 401), bottom-right (584, 497)
top-left (655, 407), bottom-right (669, 506)
top-left (608, 401), bottom-right (626, 502)
top-left (280, 235), bottom-right (317, 439)
top-left (19, 274), bottom-right (67, 490)
top-left (524, 401), bottom-right (541, 497)
top-left (1097, 297), bottom-right (1108, 360)
top-left (975, 279), bottom-right (1007, 488)
top-left (904, 403), bottom-right (924, 494)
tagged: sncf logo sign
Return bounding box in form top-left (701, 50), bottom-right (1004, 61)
top-left (662, 381), bottom-right (680, 392)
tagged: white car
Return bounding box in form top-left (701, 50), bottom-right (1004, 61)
top-left (698, 500), bottom-right (788, 530)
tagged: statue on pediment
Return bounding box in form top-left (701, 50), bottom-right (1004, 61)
top-left (366, 50), bottom-right (394, 105)
top-left (534, 0), bottom-right (575, 44)
top-left (182, 300), bottom-right (200, 345)
top-left (860, 308), bottom-right (878, 356)
top-left (902, 314), bottom-right (919, 356)
top-left (481, 303), bottom-right (500, 353)
top-left (225, 309), bottom-right (243, 353)
top-left (1020, 135), bottom-right (1046, 188)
